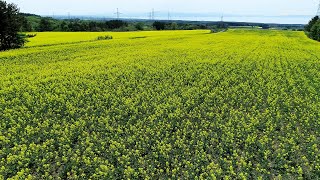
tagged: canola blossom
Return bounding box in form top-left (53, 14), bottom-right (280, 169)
top-left (0, 29), bottom-right (320, 179)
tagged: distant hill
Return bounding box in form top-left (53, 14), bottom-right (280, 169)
top-left (18, 13), bottom-right (305, 32)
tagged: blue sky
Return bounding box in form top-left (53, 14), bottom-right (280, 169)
top-left (7, 0), bottom-right (319, 16)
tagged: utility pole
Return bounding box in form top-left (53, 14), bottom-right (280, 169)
top-left (168, 11), bottom-right (170, 21)
top-left (152, 8), bottom-right (155, 20)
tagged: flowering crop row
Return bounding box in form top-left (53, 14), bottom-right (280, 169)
top-left (0, 29), bottom-right (319, 179)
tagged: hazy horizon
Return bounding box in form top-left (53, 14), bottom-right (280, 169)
top-left (6, 0), bottom-right (320, 24)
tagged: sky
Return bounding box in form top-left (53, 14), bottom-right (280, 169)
top-left (6, 0), bottom-right (320, 23)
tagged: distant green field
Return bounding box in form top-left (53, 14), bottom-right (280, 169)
top-left (1, 29), bottom-right (320, 179)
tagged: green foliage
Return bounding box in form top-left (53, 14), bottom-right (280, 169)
top-left (0, 30), bottom-right (320, 179)
top-left (135, 22), bottom-right (144, 31)
top-left (38, 18), bottom-right (54, 32)
top-left (305, 16), bottom-right (319, 32)
top-left (261, 24), bottom-right (270, 29)
top-left (210, 25), bottom-right (228, 33)
top-left (20, 16), bottom-right (33, 32)
top-left (153, 21), bottom-right (166, 30)
top-left (309, 21), bottom-right (320, 41)
top-left (305, 16), bottom-right (320, 41)
top-left (0, 0), bottom-right (26, 50)
top-left (96, 35), bottom-right (113, 40)
top-left (170, 22), bottom-right (178, 30)
top-left (20, 14), bottom-right (293, 33)
top-left (26, 34), bottom-right (37, 38)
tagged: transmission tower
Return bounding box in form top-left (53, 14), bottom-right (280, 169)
top-left (114, 8), bottom-right (122, 19)
top-left (220, 13), bottom-right (225, 28)
top-left (151, 8), bottom-right (155, 20)
top-left (317, 0), bottom-right (320, 16)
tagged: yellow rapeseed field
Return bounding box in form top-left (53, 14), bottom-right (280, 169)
top-left (0, 29), bottom-right (320, 179)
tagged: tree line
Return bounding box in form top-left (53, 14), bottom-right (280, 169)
top-left (0, 0), bottom-right (214, 51)
top-left (22, 17), bottom-right (223, 32)
top-left (1, 0), bottom-right (223, 51)
top-left (305, 16), bottom-right (320, 41)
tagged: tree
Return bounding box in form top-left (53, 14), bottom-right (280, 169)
top-left (261, 24), bottom-right (270, 29)
top-left (60, 21), bottom-right (69, 31)
top-left (106, 20), bottom-right (128, 30)
top-left (305, 16), bottom-right (320, 41)
top-left (135, 22), bottom-right (144, 31)
top-left (153, 21), bottom-right (166, 30)
top-left (21, 16), bottom-right (32, 32)
top-left (89, 21), bottom-right (98, 31)
top-left (171, 22), bottom-right (178, 30)
top-left (305, 16), bottom-right (319, 32)
top-left (310, 21), bottom-right (320, 41)
top-left (38, 18), bottom-right (53, 32)
top-left (0, 0), bottom-right (26, 51)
